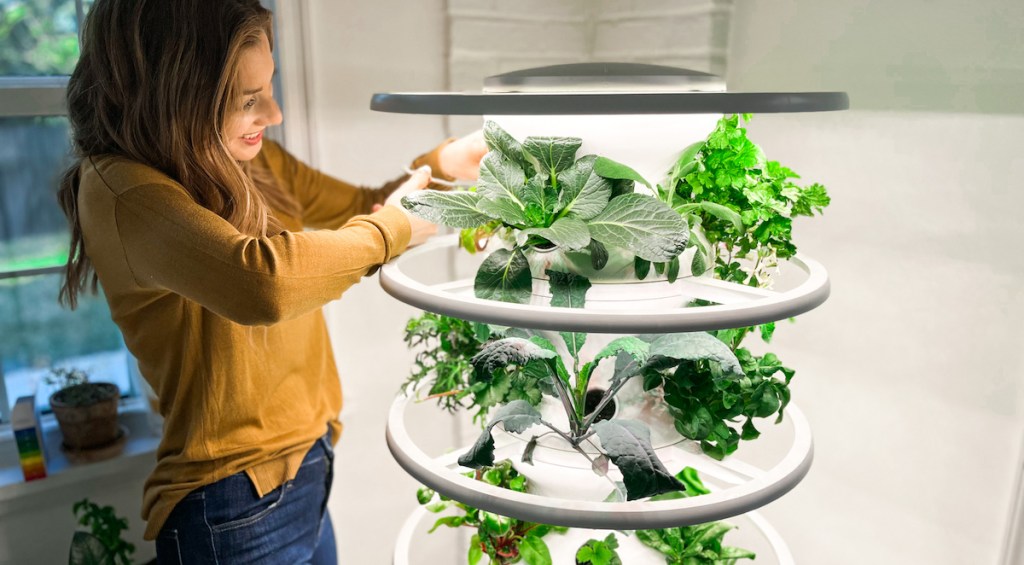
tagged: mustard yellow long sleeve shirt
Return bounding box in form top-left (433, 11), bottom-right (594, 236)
top-left (77, 139), bottom-right (448, 540)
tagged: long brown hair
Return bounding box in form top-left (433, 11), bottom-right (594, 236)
top-left (57, 0), bottom-right (300, 309)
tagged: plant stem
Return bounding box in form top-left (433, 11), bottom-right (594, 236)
top-left (579, 367), bottom-right (637, 433)
top-left (546, 359), bottom-right (581, 435)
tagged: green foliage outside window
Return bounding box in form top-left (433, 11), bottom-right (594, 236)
top-left (0, 0), bottom-right (83, 76)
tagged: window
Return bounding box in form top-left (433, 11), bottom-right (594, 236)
top-left (0, 0), bottom-right (136, 423)
top-left (0, 1), bottom-right (288, 424)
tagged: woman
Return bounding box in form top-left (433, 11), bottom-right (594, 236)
top-left (56, 1), bottom-right (485, 563)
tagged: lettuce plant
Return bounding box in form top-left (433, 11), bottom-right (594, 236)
top-left (402, 121), bottom-right (688, 303)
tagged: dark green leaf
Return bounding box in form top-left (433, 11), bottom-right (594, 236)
top-left (69, 532), bottom-right (109, 565)
top-left (472, 338), bottom-right (557, 376)
top-left (634, 256), bottom-right (651, 280)
top-left (667, 255), bottom-right (681, 282)
top-left (522, 435), bottom-right (539, 465)
top-left (587, 239), bottom-right (609, 270)
top-left (592, 419), bottom-right (685, 500)
top-left (474, 248), bottom-right (532, 304)
top-left (458, 429), bottom-right (496, 468)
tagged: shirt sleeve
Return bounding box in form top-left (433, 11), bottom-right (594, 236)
top-left (113, 182), bottom-right (412, 326)
top-left (264, 139), bottom-right (456, 230)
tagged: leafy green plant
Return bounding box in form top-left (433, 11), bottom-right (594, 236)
top-left (456, 271), bottom-right (746, 501)
top-left (403, 312), bottom-right (547, 423)
top-left (663, 114), bottom-right (830, 287)
top-left (575, 533), bottom-right (622, 565)
top-left (69, 498), bottom-right (135, 565)
top-left (637, 469), bottom-right (754, 565)
top-left (402, 121), bottom-right (688, 303)
top-left (640, 322), bottom-right (795, 460)
top-left (417, 460), bottom-right (567, 565)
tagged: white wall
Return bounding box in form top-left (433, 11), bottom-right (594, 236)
top-left (299, 1), bottom-right (454, 563)
top-left (738, 110), bottom-right (1024, 564)
top-left (727, 0), bottom-right (1024, 563)
top-left (305, 1), bottom-right (1024, 564)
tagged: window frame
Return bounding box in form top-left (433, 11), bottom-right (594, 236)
top-left (0, 0), bottom-right (304, 428)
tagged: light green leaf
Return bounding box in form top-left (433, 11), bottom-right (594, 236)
top-left (592, 419), bottom-right (685, 500)
top-left (519, 533), bottom-right (553, 565)
top-left (401, 190), bottom-right (494, 228)
top-left (521, 217), bottom-right (591, 250)
top-left (587, 193), bottom-right (689, 262)
top-left (556, 155), bottom-right (613, 220)
top-left (474, 248), bottom-right (532, 304)
top-left (468, 535), bottom-right (483, 565)
top-left (593, 156), bottom-right (652, 188)
top-left (521, 174), bottom-right (558, 220)
top-left (523, 136), bottom-right (582, 175)
top-left (699, 201), bottom-right (744, 231)
top-left (477, 152), bottom-right (528, 225)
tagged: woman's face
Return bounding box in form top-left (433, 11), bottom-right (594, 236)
top-left (223, 33), bottom-right (282, 162)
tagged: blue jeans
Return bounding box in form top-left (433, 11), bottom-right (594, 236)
top-left (156, 432), bottom-right (336, 564)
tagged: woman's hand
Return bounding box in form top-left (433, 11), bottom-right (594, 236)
top-left (438, 130), bottom-right (488, 181)
top-left (380, 166), bottom-right (437, 247)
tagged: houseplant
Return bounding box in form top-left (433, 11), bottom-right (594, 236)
top-left (68, 498), bottom-right (136, 565)
top-left (45, 367), bottom-right (121, 451)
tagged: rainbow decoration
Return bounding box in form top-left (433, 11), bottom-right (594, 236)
top-left (11, 396), bottom-right (47, 481)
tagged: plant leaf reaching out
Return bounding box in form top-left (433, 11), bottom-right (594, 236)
top-left (591, 419), bottom-right (685, 500)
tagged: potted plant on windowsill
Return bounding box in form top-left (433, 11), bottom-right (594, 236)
top-left (45, 368), bottom-right (124, 457)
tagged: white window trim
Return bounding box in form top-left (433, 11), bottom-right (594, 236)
top-left (0, 77), bottom-right (68, 117)
top-left (272, 0), bottom-right (317, 167)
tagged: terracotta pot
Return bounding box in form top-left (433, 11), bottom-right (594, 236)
top-left (49, 383), bottom-right (120, 450)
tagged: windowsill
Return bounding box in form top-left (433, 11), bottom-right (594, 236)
top-left (0, 401), bottom-right (161, 516)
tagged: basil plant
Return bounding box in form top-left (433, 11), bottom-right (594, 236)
top-left (402, 121), bottom-right (688, 304)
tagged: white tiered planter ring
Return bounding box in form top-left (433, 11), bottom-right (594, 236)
top-left (386, 385), bottom-right (813, 531)
top-left (379, 233), bottom-right (829, 334)
top-left (393, 504), bottom-right (795, 565)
